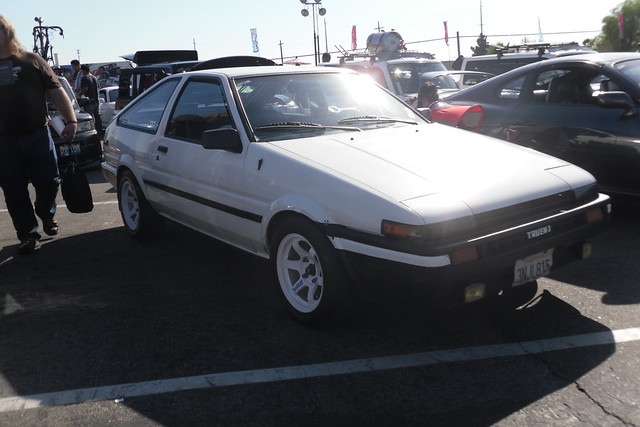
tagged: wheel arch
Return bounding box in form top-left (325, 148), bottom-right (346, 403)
top-left (264, 195), bottom-right (338, 256)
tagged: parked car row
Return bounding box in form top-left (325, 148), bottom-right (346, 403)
top-left (101, 65), bottom-right (611, 325)
top-left (48, 76), bottom-right (102, 168)
top-left (439, 52), bottom-right (640, 198)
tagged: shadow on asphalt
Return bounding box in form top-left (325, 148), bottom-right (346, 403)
top-left (0, 220), bottom-right (617, 424)
top-left (548, 202), bottom-right (640, 306)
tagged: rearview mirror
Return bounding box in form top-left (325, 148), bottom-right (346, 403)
top-left (202, 128), bottom-right (243, 153)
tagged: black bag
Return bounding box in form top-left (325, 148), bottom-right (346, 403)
top-left (61, 164), bottom-right (93, 213)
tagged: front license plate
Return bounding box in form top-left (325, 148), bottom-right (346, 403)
top-left (59, 143), bottom-right (81, 157)
top-left (513, 249), bottom-right (554, 287)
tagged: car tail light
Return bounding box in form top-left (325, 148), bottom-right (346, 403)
top-left (459, 104), bottom-right (484, 132)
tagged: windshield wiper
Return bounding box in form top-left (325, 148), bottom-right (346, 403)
top-left (338, 115), bottom-right (418, 125)
top-left (253, 121), bottom-right (361, 132)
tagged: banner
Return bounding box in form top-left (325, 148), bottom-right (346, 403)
top-left (250, 28), bottom-right (259, 53)
top-left (351, 25), bottom-right (357, 51)
top-left (618, 13), bottom-right (624, 39)
top-left (443, 21), bottom-right (449, 45)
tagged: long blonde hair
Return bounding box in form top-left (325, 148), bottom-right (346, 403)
top-left (0, 15), bottom-right (24, 56)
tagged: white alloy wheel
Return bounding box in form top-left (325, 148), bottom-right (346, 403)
top-left (271, 217), bottom-right (350, 325)
top-left (119, 178), bottom-right (141, 232)
top-left (276, 232), bottom-right (325, 314)
top-left (117, 171), bottom-right (164, 241)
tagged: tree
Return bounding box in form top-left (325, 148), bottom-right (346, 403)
top-left (471, 33), bottom-right (489, 56)
top-left (591, 0), bottom-right (640, 52)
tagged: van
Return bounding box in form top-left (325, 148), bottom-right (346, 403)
top-left (461, 43), bottom-right (595, 75)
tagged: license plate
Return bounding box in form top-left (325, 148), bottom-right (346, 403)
top-left (513, 249), bottom-right (554, 287)
top-left (59, 143), bottom-right (81, 157)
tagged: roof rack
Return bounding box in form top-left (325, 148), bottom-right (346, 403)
top-left (490, 42), bottom-right (593, 59)
top-left (338, 50), bottom-right (435, 64)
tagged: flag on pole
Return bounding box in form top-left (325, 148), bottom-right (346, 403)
top-left (443, 21), bottom-right (449, 45)
top-left (618, 13), bottom-right (624, 39)
top-left (538, 16), bottom-right (544, 42)
top-left (351, 25), bottom-right (357, 51)
top-left (250, 28), bottom-right (259, 53)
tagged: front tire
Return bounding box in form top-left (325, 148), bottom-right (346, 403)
top-left (271, 217), bottom-right (350, 326)
top-left (117, 170), bottom-right (164, 241)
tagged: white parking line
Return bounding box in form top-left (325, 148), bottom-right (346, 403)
top-left (1, 327), bottom-right (639, 413)
top-left (0, 201), bottom-right (117, 213)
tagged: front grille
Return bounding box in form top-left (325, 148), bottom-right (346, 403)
top-left (423, 186), bottom-right (599, 246)
top-left (483, 213), bottom-right (584, 257)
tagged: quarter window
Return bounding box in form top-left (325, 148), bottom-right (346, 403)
top-left (497, 76), bottom-right (525, 100)
top-left (117, 79), bottom-right (179, 132)
top-left (166, 79), bottom-right (233, 143)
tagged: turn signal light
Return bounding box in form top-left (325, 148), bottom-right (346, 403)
top-left (450, 246), bottom-right (479, 266)
top-left (585, 207), bottom-right (603, 223)
top-left (381, 220), bottom-right (424, 238)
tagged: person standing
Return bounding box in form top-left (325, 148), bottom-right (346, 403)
top-left (78, 64), bottom-right (103, 134)
top-left (70, 59), bottom-right (82, 95)
top-left (0, 15), bottom-right (77, 254)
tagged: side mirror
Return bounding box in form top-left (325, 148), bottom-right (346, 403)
top-left (202, 128), bottom-right (243, 153)
top-left (597, 91), bottom-right (636, 117)
top-left (77, 96), bottom-right (91, 107)
top-left (417, 107), bottom-right (432, 121)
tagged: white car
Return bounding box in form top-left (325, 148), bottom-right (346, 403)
top-left (98, 85), bottom-right (119, 129)
top-left (102, 66), bottom-right (611, 325)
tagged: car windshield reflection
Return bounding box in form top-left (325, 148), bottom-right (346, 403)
top-left (234, 73), bottom-right (423, 141)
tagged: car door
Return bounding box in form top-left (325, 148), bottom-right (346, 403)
top-left (148, 76), bottom-right (258, 249)
top-left (498, 65), bottom-right (640, 193)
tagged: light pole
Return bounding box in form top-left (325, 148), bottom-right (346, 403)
top-left (300, 0), bottom-right (326, 65)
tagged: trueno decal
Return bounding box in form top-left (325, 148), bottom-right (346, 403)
top-left (526, 225), bottom-right (551, 240)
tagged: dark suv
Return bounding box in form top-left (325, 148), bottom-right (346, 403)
top-left (47, 76), bottom-right (102, 168)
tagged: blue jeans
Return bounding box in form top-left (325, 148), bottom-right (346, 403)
top-left (0, 126), bottom-right (60, 240)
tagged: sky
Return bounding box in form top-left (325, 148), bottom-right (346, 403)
top-left (5, 0), bottom-right (625, 67)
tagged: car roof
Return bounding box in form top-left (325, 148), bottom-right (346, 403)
top-left (179, 65), bottom-right (355, 79)
top-left (477, 52), bottom-right (640, 77)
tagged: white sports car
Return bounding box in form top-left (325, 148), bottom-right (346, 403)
top-left (102, 65), bottom-right (610, 325)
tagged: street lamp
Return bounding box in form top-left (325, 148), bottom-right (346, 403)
top-left (300, 0), bottom-right (326, 65)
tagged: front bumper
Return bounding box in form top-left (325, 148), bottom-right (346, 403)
top-left (327, 193), bottom-right (611, 304)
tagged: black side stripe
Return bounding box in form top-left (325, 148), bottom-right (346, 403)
top-left (144, 180), bottom-right (263, 223)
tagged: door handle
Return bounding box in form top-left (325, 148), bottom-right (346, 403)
top-left (157, 145), bottom-right (168, 153)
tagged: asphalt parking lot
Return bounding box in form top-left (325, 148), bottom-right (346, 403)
top-left (0, 169), bottom-right (639, 426)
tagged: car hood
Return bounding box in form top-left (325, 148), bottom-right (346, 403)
top-left (268, 123), bottom-right (589, 216)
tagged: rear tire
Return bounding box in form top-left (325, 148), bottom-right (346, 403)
top-left (271, 217), bottom-right (350, 326)
top-left (117, 170), bottom-right (164, 241)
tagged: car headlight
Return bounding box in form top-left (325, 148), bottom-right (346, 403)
top-left (77, 120), bottom-right (94, 132)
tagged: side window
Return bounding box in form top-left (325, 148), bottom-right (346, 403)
top-left (497, 75), bottom-right (526, 100)
top-left (165, 79), bottom-right (233, 143)
top-left (528, 69), bottom-right (568, 102)
top-left (542, 69), bottom-right (596, 105)
top-left (117, 79), bottom-right (179, 132)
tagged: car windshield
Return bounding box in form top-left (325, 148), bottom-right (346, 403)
top-left (387, 62), bottom-right (448, 95)
top-left (234, 72), bottom-right (423, 141)
top-left (47, 77), bottom-right (79, 111)
top-left (614, 58), bottom-right (640, 84)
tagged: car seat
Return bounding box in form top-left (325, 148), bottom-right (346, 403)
top-left (547, 77), bottom-right (580, 104)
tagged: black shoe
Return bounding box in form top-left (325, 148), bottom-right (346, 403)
top-left (17, 236), bottom-right (39, 255)
top-left (43, 217), bottom-right (59, 236)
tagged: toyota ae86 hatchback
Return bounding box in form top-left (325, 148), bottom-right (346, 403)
top-left (101, 65), bottom-right (611, 325)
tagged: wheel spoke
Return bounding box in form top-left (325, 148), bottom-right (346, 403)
top-left (292, 240), bottom-right (311, 259)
